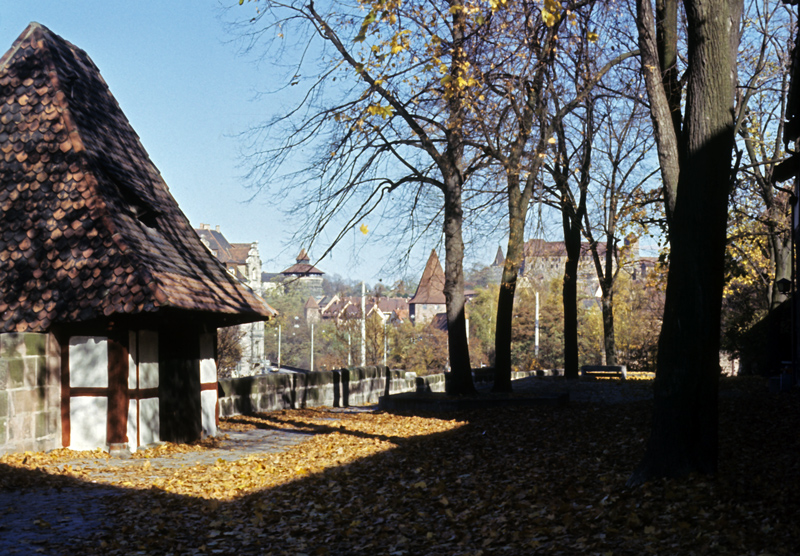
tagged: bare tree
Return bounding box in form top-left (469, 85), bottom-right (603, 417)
top-left (217, 326), bottom-right (245, 379)
top-left (735, 0), bottom-right (795, 310)
top-left (582, 89), bottom-right (658, 367)
top-left (547, 99), bottom-right (595, 379)
top-left (459, 0), bottom-right (638, 389)
top-left (235, 0), bottom-right (500, 393)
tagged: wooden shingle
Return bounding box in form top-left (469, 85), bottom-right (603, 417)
top-left (0, 23), bottom-right (274, 332)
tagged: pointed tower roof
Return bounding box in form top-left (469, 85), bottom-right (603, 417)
top-left (492, 246), bottom-right (505, 267)
top-left (281, 248), bottom-right (324, 276)
top-left (304, 296), bottom-right (319, 309)
top-left (0, 23), bottom-right (275, 332)
top-left (409, 250), bottom-right (447, 305)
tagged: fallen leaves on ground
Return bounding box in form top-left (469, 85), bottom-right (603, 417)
top-left (1, 410), bottom-right (463, 499)
top-left (1, 376), bottom-right (798, 555)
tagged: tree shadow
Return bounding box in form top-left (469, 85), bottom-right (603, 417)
top-left (223, 412), bottom-right (418, 445)
top-left (1, 380), bottom-right (798, 555)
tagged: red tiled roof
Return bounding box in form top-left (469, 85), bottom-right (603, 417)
top-left (374, 297), bottom-right (409, 313)
top-left (409, 249), bottom-right (446, 305)
top-left (524, 238), bottom-right (606, 259)
top-left (281, 263), bottom-right (324, 276)
top-left (393, 308), bottom-right (409, 322)
top-left (228, 244), bottom-right (252, 265)
top-left (280, 248), bottom-right (323, 275)
top-left (0, 23), bottom-right (275, 332)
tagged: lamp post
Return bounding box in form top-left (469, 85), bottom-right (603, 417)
top-left (361, 282), bottom-right (366, 367)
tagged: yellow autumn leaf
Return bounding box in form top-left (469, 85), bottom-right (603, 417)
top-left (588, 31), bottom-right (599, 42)
top-left (367, 104), bottom-right (394, 119)
top-left (359, 223), bottom-right (369, 235)
top-left (545, 0), bottom-right (562, 12)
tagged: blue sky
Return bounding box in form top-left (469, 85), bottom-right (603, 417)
top-left (1, 0), bottom-right (483, 283)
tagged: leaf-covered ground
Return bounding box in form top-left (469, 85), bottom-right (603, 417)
top-left (1, 376), bottom-right (798, 555)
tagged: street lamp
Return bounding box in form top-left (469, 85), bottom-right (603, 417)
top-left (777, 278), bottom-right (792, 295)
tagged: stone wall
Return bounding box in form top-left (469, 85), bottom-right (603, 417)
top-left (0, 333), bottom-right (61, 455)
top-left (218, 366), bottom-right (446, 417)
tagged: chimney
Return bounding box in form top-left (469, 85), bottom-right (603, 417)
top-left (216, 225), bottom-right (221, 232)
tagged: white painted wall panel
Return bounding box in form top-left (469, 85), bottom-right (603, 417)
top-left (69, 336), bottom-right (108, 388)
top-left (139, 397), bottom-right (160, 447)
top-left (69, 396), bottom-right (107, 450)
top-left (128, 331), bottom-right (138, 390)
top-left (127, 400), bottom-right (138, 451)
top-left (201, 390), bottom-right (217, 437)
top-left (139, 330), bottom-right (159, 389)
top-left (199, 333), bottom-right (217, 383)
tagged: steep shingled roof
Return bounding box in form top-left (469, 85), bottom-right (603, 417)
top-left (0, 23), bottom-right (274, 332)
top-left (492, 246), bottom-right (505, 267)
top-left (409, 249), bottom-right (447, 305)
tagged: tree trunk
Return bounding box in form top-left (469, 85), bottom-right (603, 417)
top-left (629, 0), bottom-right (741, 485)
top-left (563, 221), bottom-right (582, 380)
top-left (443, 177), bottom-right (476, 395)
top-left (493, 196), bottom-right (527, 392)
top-left (601, 286), bottom-right (617, 366)
top-left (439, 0), bottom-right (475, 396)
top-left (635, 0), bottom-right (681, 220)
top-left (769, 221), bottom-right (792, 310)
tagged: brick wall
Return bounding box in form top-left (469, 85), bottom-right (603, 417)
top-left (0, 333), bottom-right (61, 455)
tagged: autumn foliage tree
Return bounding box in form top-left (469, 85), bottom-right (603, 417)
top-left (456, 0), bottom-right (639, 389)
top-left (581, 83), bottom-right (658, 367)
top-left (731, 0), bottom-right (795, 311)
top-left (237, 0), bottom-right (527, 393)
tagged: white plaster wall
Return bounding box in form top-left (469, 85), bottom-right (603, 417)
top-left (139, 397), bottom-right (159, 447)
top-left (127, 399), bottom-right (138, 451)
top-left (69, 397), bottom-right (107, 451)
top-left (201, 390), bottom-right (217, 437)
top-left (69, 336), bottom-right (108, 388)
top-left (138, 330), bottom-right (158, 389)
top-left (199, 333), bottom-right (216, 384)
top-left (128, 331), bottom-right (138, 389)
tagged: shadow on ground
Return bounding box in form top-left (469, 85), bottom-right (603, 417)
top-left (1, 377), bottom-right (798, 556)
